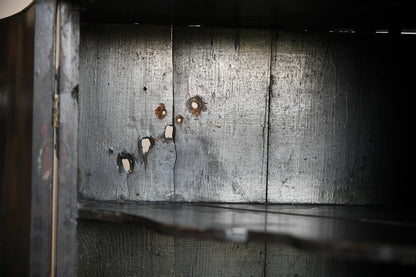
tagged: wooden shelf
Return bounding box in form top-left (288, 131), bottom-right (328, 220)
top-left (78, 201), bottom-right (416, 264)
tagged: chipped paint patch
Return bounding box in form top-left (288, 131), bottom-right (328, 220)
top-left (121, 159), bottom-right (130, 171)
top-left (140, 137), bottom-right (155, 169)
top-left (165, 125), bottom-right (174, 139)
top-left (117, 151), bottom-right (135, 174)
top-left (141, 137), bottom-right (152, 154)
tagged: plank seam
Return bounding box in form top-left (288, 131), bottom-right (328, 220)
top-left (264, 30), bottom-right (274, 205)
top-left (171, 24), bottom-right (177, 201)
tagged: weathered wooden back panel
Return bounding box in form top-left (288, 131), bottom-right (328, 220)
top-left (79, 24), bottom-right (414, 204)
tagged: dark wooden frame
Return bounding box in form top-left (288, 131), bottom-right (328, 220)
top-left (29, 1), bottom-right (79, 275)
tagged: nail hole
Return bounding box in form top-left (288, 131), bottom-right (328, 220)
top-left (108, 147), bottom-right (114, 154)
top-left (155, 104), bottom-right (167, 119)
top-left (186, 96), bottom-right (206, 117)
top-left (143, 86), bottom-right (147, 91)
top-left (176, 115), bottom-right (184, 125)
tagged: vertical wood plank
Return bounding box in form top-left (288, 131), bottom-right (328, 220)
top-left (268, 31), bottom-right (396, 204)
top-left (78, 24), bottom-right (175, 201)
top-left (56, 2), bottom-right (79, 276)
top-left (173, 27), bottom-right (271, 202)
top-left (30, 0), bottom-right (56, 275)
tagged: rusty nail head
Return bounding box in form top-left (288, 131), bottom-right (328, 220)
top-left (155, 104), bottom-right (167, 119)
top-left (176, 115), bottom-right (184, 125)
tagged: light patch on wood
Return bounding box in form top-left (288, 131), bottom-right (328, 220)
top-left (165, 125), bottom-right (174, 139)
top-left (122, 159), bottom-right (131, 172)
top-left (141, 138), bottom-right (151, 154)
top-left (191, 101), bottom-right (199, 109)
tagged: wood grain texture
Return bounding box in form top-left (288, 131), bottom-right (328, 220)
top-left (268, 31), bottom-right (398, 204)
top-left (78, 25), bottom-right (415, 205)
top-left (174, 239), bottom-right (265, 277)
top-left (77, 220), bottom-right (175, 276)
top-left (173, 26), bottom-right (271, 202)
top-left (78, 24), bottom-right (175, 201)
top-left (77, 220), bottom-right (265, 277)
top-left (77, 220), bottom-right (416, 276)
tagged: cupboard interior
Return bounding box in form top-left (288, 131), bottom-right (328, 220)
top-left (76, 21), bottom-right (416, 267)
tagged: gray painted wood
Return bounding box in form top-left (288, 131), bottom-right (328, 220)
top-left (77, 25), bottom-right (411, 205)
top-left (56, 2), bottom-right (79, 276)
top-left (173, 26), bottom-right (271, 202)
top-left (268, 31), bottom-right (395, 204)
top-left (78, 24), bottom-right (175, 201)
